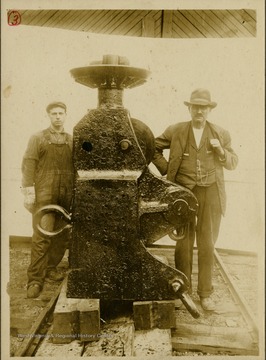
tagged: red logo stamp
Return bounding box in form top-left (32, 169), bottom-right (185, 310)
top-left (8, 10), bottom-right (21, 26)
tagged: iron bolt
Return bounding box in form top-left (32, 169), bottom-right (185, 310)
top-left (172, 281), bottom-right (181, 292)
top-left (119, 139), bottom-right (132, 151)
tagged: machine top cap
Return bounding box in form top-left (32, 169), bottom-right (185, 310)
top-left (89, 54), bottom-right (130, 66)
top-left (70, 54), bottom-right (150, 90)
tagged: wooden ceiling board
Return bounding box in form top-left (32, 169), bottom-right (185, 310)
top-left (60, 10), bottom-right (94, 30)
top-left (17, 9), bottom-right (256, 39)
top-left (100, 10), bottom-right (135, 34)
top-left (101, 10), bottom-right (138, 35)
top-left (227, 9), bottom-right (256, 35)
top-left (244, 9), bottom-right (256, 21)
top-left (113, 10), bottom-right (144, 36)
top-left (82, 11), bottom-right (114, 33)
top-left (211, 10), bottom-right (244, 37)
top-left (182, 10), bottom-right (222, 38)
top-left (74, 11), bottom-right (101, 31)
top-left (224, 10), bottom-right (254, 37)
top-left (23, 10), bottom-right (57, 26)
top-left (173, 11), bottom-right (205, 38)
top-left (43, 11), bottom-right (75, 28)
top-left (65, 10), bottom-right (97, 31)
top-left (60, 10), bottom-right (84, 26)
top-left (210, 10), bottom-right (238, 38)
top-left (97, 10), bottom-right (130, 34)
top-left (153, 10), bottom-right (163, 37)
top-left (74, 10), bottom-right (106, 32)
top-left (114, 10), bottom-right (150, 36)
top-left (172, 22), bottom-right (190, 38)
top-left (38, 10), bottom-right (66, 27)
top-left (195, 10), bottom-right (226, 37)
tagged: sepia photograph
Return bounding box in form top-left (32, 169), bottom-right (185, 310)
top-left (1, 0), bottom-right (265, 359)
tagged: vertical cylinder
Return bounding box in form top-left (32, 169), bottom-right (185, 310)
top-left (98, 89), bottom-right (123, 108)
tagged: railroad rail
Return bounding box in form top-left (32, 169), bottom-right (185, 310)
top-left (9, 239), bottom-right (260, 357)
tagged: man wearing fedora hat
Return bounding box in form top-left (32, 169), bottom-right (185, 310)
top-left (21, 102), bottom-right (74, 298)
top-left (152, 89), bottom-right (238, 311)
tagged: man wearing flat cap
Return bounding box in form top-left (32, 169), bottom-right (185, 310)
top-left (152, 89), bottom-right (238, 311)
top-left (21, 102), bottom-right (74, 298)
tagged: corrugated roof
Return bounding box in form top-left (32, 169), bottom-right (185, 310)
top-left (16, 9), bottom-right (256, 38)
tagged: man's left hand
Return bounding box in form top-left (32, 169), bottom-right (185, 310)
top-left (210, 139), bottom-right (225, 158)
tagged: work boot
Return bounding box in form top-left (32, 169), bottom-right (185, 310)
top-left (27, 284), bottom-right (42, 298)
top-left (200, 297), bottom-right (216, 311)
top-left (46, 268), bottom-right (64, 282)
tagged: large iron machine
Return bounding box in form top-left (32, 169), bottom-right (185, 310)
top-left (35, 55), bottom-right (199, 318)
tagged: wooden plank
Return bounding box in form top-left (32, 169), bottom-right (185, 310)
top-left (82, 10), bottom-right (115, 33)
top-left (78, 299), bottom-right (101, 342)
top-left (184, 10), bottom-right (221, 38)
top-left (244, 9), bottom-right (256, 21)
top-left (20, 10), bottom-right (55, 26)
top-left (76, 10), bottom-right (108, 32)
top-left (131, 10), bottom-right (155, 38)
top-left (172, 323), bottom-right (258, 355)
top-left (134, 328), bottom-right (172, 356)
top-left (44, 10), bottom-right (71, 28)
top-left (52, 279), bottom-right (100, 343)
top-left (83, 318), bottom-right (134, 356)
top-left (130, 10), bottom-right (158, 38)
top-left (230, 9), bottom-right (256, 36)
top-left (200, 10), bottom-right (232, 38)
top-left (102, 10), bottom-right (134, 34)
top-left (33, 10), bottom-right (60, 26)
top-left (172, 338), bottom-right (258, 356)
top-left (211, 10), bottom-right (242, 37)
top-left (176, 11), bottom-right (205, 38)
top-left (154, 10), bottom-right (163, 38)
top-left (239, 9), bottom-right (256, 32)
top-left (70, 10), bottom-right (99, 31)
top-left (116, 10), bottom-right (149, 35)
top-left (223, 10), bottom-right (254, 37)
top-left (35, 327), bottom-right (83, 357)
top-left (56, 10), bottom-right (84, 29)
top-left (162, 10), bottom-right (173, 38)
top-left (68, 10), bottom-right (96, 31)
top-left (133, 300), bottom-right (175, 330)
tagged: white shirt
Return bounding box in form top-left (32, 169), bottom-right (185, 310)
top-left (192, 126), bottom-right (204, 148)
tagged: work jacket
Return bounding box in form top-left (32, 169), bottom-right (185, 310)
top-left (152, 121), bottom-right (238, 215)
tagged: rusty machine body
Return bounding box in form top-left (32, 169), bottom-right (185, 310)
top-left (35, 55), bottom-right (199, 318)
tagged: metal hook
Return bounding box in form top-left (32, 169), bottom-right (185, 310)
top-left (168, 226), bottom-right (186, 241)
top-left (33, 204), bottom-right (72, 237)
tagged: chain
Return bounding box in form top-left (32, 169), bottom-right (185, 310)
top-left (196, 159), bottom-right (209, 186)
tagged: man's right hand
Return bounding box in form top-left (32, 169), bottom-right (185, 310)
top-left (22, 186), bottom-right (36, 213)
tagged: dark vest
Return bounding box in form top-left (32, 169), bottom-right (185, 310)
top-left (175, 124), bottom-right (216, 189)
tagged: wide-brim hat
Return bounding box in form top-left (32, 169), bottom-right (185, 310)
top-left (184, 88), bottom-right (217, 108)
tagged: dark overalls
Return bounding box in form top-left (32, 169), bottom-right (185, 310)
top-left (174, 124), bottom-right (222, 298)
top-left (28, 129), bottom-right (74, 288)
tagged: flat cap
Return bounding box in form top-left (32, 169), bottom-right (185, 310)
top-left (46, 101), bottom-right (67, 113)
